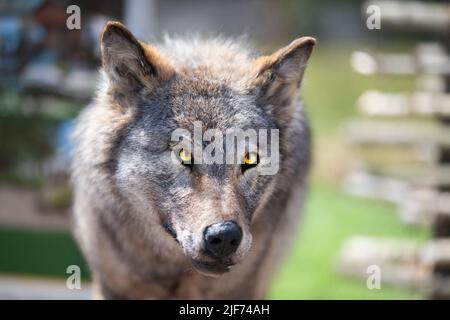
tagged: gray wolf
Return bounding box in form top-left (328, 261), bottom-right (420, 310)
top-left (71, 21), bottom-right (315, 299)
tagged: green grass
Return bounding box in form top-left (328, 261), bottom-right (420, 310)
top-left (269, 183), bottom-right (429, 299)
top-left (0, 228), bottom-right (89, 280)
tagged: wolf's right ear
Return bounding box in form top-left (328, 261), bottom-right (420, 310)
top-left (251, 37), bottom-right (315, 120)
top-left (101, 21), bottom-right (173, 93)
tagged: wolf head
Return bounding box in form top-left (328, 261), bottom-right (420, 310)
top-left (99, 22), bottom-right (314, 276)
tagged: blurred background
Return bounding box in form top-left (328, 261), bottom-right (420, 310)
top-left (0, 0), bottom-right (449, 299)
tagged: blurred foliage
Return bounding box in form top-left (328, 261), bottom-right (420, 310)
top-left (44, 182), bottom-right (73, 209)
top-left (0, 114), bottom-right (57, 178)
top-left (0, 89), bottom-right (80, 185)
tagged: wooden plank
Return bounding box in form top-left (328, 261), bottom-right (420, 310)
top-left (352, 144), bottom-right (439, 166)
top-left (344, 171), bottom-right (450, 225)
top-left (378, 165), bottom-right (450, 187)
top-left (337, 236), bottom-right (426, 289)
top-left (343, 170), bottom-right (409, 204)
top-left (338, 236), bottom-right (450, 297)
top-left (416, 75), bottom-right (447, 93)
top-left (351, 44), bottom-right (450, 75)
top-left (345, 167), bottom-right (450, 195)
top-left (364, 1), bottom-right (450, 33)
top-left (345, 119), bottom-right (450, 148)
top-left (399, 189), bottom-right (450, 226)
top-left (358, 90), bottom-right (450, 117)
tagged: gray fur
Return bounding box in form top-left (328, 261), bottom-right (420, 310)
top-left (71, 21), bottom-right (315, 299)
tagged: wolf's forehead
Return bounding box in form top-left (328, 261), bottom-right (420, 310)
top-left (167, 78), bottom-right (261, 130)
top-left (158, 36), bottom-right (256, 78)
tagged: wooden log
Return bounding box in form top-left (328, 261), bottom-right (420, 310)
top-left (345, 167), bottom-right (450, 194)
top-left (338, 236), bottom-right (450, 298)
top-left (399, 189), bottom-right (450, 226)
top-left (378, 165), bottom-right (450, 187)
top-left (420, 240), bottom-right (450, 298)
top-left (344, 170), bottom-right (450, 226)
top-left (337, 236), bottom-right (426, 289)
top-left (353, 144), bottom-right (440, 166)
top-left (351, 44), bottom-right (450, 75)
top-left (343, 170), bottom-right (409, 204)
top-left (364, 1), bottom-right (450, 33)
top-left (416, 75), bottom-right (447, 93)
top-left (358, 90), bottom-right (450, 117)
top-left (345, 119), bottom-right (450, 148)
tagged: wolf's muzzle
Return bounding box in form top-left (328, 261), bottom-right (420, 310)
top-left (203, 220), bottom-right (242, 259)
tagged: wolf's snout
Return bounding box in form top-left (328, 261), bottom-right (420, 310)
top-left (204, 221), bottom-right (242, 259)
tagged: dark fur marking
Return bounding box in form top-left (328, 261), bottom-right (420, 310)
top-left (163, 220), bottom-right (178, 241)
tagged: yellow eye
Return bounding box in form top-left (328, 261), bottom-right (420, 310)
top-left (179, 148), bottom-right (192, 163)
top-left (243, 152), bottom-right (258, 165)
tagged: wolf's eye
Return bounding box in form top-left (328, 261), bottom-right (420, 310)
top-left (179, 148), bottom-right (193, 164)
top-left (242, 151), bottom-right (259, 171)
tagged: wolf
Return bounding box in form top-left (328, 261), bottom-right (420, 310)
top-left (71, 21), bottom-right (315, 299)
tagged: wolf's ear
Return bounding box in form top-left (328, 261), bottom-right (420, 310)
top-left (252, 37), bottom-right (315, 114)
top-left (101, 21), bottom-right (173, 93)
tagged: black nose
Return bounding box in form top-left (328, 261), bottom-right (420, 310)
top-left (204, 221), bottom-right (242, 259)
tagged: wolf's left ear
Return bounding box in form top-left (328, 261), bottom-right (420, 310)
top-left (252, 37), bottom-right (316, 112)
top-left (101, 21), bottom-right (173, 94)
